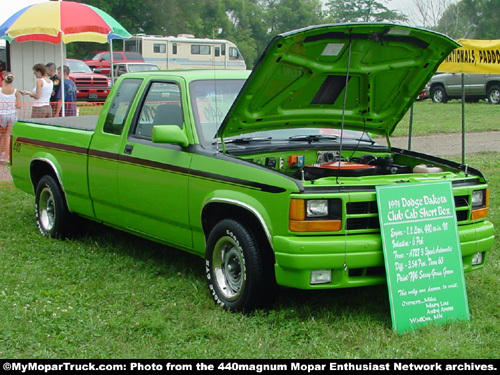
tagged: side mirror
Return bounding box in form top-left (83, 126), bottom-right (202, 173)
top-left (93, 68), bottom-right (102, 74)
top-left (152, 125), bottom-right (189, 147)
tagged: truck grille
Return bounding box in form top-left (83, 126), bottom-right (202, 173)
top-left (74, 77), bottom-right (109, 87)
top-left (345, 195), bottom-right (470, 231)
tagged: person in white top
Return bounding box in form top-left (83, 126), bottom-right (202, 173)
top-left (0, 71), bottom-right (21, 162)
top-left (21, 63), bottom-right (53, 118)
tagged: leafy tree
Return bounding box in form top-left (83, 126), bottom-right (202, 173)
top-left (326, 0), bottom-right (407, 23)
top-left (436, 0), bottom-right (481, 39)
top-left (472, 0), bottom-right (500, 39)
top-left (262, 0), bottom-right (325, 34)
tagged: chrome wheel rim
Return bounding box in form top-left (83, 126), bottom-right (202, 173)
top-left (212, 236), bottom-right (245, 301)
top-left (433, 90), bottom-right (443, 102)
top-left (39, 187), bottom-right (55, 232)
top-left (490, 89), bottom-right (500, 104)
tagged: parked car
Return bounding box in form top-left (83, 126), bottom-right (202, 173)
top-left (426, 72), bottom-right (500, 104)
top-left (113, 62), bottom-right (159, 79)
top-left (83, 51), bottom-right (144, 75)
top-left (416, 88), bottom-right (428, 101)
top-left (66, 59), bottom-right (111, 101)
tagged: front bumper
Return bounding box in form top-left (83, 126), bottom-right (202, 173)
top-left (273, 221), bottom-right (494, 290)
top-left (76, 87), bottom-right (110, 101)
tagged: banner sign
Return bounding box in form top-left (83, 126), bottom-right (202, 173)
top-left (438, 38), bottom-right (500, 74)
top-left (376, 181), bottom-right (470, 333)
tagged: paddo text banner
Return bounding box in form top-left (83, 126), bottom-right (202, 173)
top-left (438, 39), bottom-right (500, 74)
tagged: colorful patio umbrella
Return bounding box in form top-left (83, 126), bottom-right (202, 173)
top-left (0, 1), bottom-right (130, 116)
top-left (0, 1), bottom-right (130, 44)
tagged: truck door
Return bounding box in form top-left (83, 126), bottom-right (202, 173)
top-left (116, 80), bottom-right (192, 249)
top-left (88, 78), bottom-right (142, 225)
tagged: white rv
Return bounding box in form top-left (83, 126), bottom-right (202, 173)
top-left (122, 34), bottom-right (246, 70)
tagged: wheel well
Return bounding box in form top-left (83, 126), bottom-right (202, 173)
top-left (202, 202), bottom-right (271, 249)
top-left (30, 160), bottom-right (59, 192)
top-left (430, 82), bottom-right (445, 90)
top-left (486, 81), bottom-right (500, 92)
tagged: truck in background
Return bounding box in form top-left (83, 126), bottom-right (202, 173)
top-left (122, 34), bottom-right (246, 70)
top-left (83, 51), bottom-right (144, 75)
top-left (67, 59), bottom-right (111, 101)
top-left (427, 72), bottom-right (500, 104)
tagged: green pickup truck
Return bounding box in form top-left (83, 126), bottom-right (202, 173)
top-left (8, 24), bottom-right (494, 311)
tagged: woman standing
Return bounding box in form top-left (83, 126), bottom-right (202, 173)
top-left (0, 71), bottom-right (21, 162)
top-left (21, 63), bottom-right (53, 118)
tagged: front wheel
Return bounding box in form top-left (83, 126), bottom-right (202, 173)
top-left (35, 175), bottom-right (72, 238)
top-left (205, 219), bottom-right (276, 312)
top-left (431, 85), bottom-right (448, 103)
top-left (487, 85), bottom-right (500, 104)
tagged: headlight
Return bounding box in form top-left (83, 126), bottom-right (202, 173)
top-left (471, 189), bottom-right (489, 220)
top-left (306, 200), bottom-right (329, 217)
top-left (471, 190), bottom-right (485, 208)
top-left (289, 199), bottom-right (342, 232)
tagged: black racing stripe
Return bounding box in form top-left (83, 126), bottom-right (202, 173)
top-left (17, 137), bottom-right (88, 155)
top-left (118, 154), bottom-right (286, 193)
top-left (17, 137), bottom-right (286, 194)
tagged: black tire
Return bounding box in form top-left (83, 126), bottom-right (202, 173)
top-left (205, 219), bottom-right (277, 312)
top-left (431, 85), bottom-right (448, 103)
top-left (35, 175), bottom-right (72, 238)
top-left (487, 85), bottom-right (500, 104)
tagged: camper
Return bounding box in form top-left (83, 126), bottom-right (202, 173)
top-left (123, 34), bottom-right (246, 70)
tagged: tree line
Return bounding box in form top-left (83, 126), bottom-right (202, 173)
top-left (70, 0), bottom-right (500, 68)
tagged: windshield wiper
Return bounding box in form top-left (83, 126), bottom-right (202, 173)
top-left (289, 135), bottom-right (339, 143)
top-left (214, 136), bottom-right (272, 145)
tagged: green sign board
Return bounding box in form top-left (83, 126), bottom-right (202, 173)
top-left (376, 181), bottom-right (470, 333)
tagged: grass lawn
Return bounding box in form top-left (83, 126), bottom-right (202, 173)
top-left (0, 151), bottom-right (498, 359)
top-left (392, 100), bottom-right (500, 137)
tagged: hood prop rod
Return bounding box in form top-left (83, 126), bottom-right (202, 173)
top-left (336, 30), bottom-right (353, 185)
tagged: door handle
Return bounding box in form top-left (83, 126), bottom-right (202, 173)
top-left (124, 144), bottom-right (134, 155)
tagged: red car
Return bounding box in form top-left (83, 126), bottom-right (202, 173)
top-left (67, 59), bottom-right (111, 101)
top-left (83, 51), bottom-right (144, 75)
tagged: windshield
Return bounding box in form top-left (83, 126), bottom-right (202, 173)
top-left (190, 79), bottom-right (245, 144)
top-left (128, 64), bottom-right (159, 72)
top-left (189, 79), bottom-right (373, 147)
top-left (67, 59), bottom-right (93, 73)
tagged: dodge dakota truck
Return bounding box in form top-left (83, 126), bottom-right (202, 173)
top-left (8, 24), bottom-right (494, 312)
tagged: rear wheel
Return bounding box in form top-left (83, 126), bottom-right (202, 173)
top-left (35, 175), bottom-right (72, 238)
top-left (431, 85), bottom-right (448, 103)
top-left (487, 85), bottom-right (500, 104)
top-left (205, 219), bottom-right (276, 312)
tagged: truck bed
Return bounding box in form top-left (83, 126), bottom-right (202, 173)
top-left (17, 115), bottom-right (99, 131)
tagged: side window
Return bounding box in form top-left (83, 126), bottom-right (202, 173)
top-left (221, 44), bottom-right (226, 56)
top-left (191, 45), bottom-right (211, 55)
top-left (133, 82), bottom-right (183, 139)
top-left (102, 52), bottom-right (110, 61)
top-left (103, 79), bottom-right (142, 135)
top-left (113, 52), bottom-right (123, 61)
top-left (172, 43), bottom-right (177, 55)
top-left (215, 47), bottom-right (220, 57)
top-left (154, 44), bottom-right (166, 53)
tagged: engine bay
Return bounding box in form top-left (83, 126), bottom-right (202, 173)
top-left (245, 148), bottom-right (456, 182)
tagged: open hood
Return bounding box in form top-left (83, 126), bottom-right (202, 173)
top-left (219, 23), bottom-right (459, 138)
